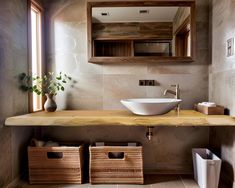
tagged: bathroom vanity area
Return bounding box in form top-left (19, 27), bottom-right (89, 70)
top-left (2, 0), bottom-right (235, 186)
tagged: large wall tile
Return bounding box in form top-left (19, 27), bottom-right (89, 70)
top-left (103, 75), bottom-right (146, 99)
top-left (210, 0), bottom-right (235, 185)
top-left (0, 0), bottom-right (34, 186)
top-left (103, 63), bottom-right (147, 75)
top-left (147, 64), bottom-right (208, 75)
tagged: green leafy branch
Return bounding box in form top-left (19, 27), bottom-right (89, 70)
top-left (19, 72), bottom-right (72, 96)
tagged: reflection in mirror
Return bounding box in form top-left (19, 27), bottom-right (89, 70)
top-left (92, 6), bottom-right (191, 57)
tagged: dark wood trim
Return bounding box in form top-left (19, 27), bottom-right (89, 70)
top-left (87, 0), bottom-right (196, 64)
top-left (87, 2), bottom-right (93, 61)
top-left (93, 22), bottom-right (173, 40)
top-left (87, 0), bottom-right (195, 7)
top-left (93, 37), bottom-right (173, 41)
top-left (190, 1), bottom-right (196, 61)
top-left (175, 16), bottom-right (191, 57)
top-left (174, 16), bottom-right (191, 35)
top-left (89, 56), bottom-right (194, 64)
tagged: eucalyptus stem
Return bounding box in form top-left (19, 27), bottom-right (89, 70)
top-left (19, 72), bottom-right (72, 96)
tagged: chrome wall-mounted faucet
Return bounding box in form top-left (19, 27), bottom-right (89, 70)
top-left (164, 84), bottom-right (180, 99)
top-left (164, 84), bottom-right (180, 111)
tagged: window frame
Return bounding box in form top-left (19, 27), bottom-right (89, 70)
top-left (28, 0), bottom-right (45, 113)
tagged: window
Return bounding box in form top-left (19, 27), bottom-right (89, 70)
top-left (29, 0), bottom-right (43, 112)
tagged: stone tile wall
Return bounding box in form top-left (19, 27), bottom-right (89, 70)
top-left (41, 0), bottom-right (210, 174)
top-left (209, 0), bottom-right (235, 186)
top-left (0, 0), bottom-right (34, 187)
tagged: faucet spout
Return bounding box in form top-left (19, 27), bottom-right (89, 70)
top-left (163, 84), bottom-right (180, 99)
top-left (164, 89), bottom-right (176, 96)
top-left (163, 84), bottom-right (181, 112)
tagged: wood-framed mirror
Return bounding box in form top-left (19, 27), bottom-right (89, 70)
top-left (87, 0), bottom-right (196, 64)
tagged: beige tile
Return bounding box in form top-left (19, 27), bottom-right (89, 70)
top-left (209, 70), bottom-right (235, 116)
top-left (52, 0), bottom-right (86, 23)
top-left (103, 97), bottom-right (127, 110)
top-left (147, 64), bottom-right (208, 75)
top-left (180, 175), bottom-right (199, 188)
top-left (69, 74), bottom-right (103, 98)
top-left (195, 49), bottom-right (209, 65)
top-left (43, 0), bottom-right (86, 23)
top-left (66, 97), bottom-right (103, 110)
top-left (118, 184), bottom-right (150, 188)
top-left (196, 0), bottom-right (209, 22)
top-left (53, 23), bottom-right (86, 54)
top-left (196, 22), bottom-right (209, 50)
top-left (145, 175), bottom-right (185, 188)
top-left (15, 176), bottom-right (200, 188)
top-left (88, 185), bottom-right (117, 188)
top-left (103, 75), bottom-right (146, 99)
top-left (103, 63), bottom-right (147, 75)
top-left (76, 54), bottom-right (103, 74)
top-left (49, 53), bottom-right (79, 74)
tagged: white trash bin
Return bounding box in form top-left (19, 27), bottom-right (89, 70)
top-left (192, 148), bottom-right (221, 188)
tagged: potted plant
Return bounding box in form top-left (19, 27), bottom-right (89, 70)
top-left (19, 72), bottom-right (71, 112)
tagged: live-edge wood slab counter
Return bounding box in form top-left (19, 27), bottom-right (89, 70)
top-left (5, 110), bottom-right (235, 127)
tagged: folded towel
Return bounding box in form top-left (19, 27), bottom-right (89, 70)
top-left (44, 141), bottom-right (60, 147)
top-left (198, 102), bottom-right (216, 107)
top-left (31, 138), bottom-right (45, 147)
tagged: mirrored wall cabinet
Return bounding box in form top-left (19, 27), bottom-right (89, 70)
top-left (87, 0), bottom-right (196, 64)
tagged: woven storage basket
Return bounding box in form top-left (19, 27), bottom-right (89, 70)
top-left (89, 142), bottom-right (144, 184)
top-left (28, 144), bottom-right (83, 184)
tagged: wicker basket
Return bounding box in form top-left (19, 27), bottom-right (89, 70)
top-left (28, 144), bottom-right (83, 184)
top-left (89, 142), bottom-right (144, 184)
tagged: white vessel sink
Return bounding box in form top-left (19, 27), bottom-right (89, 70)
top-left (121, 98), bottom-right (182, 116)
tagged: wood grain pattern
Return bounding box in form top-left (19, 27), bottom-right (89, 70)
top-left (94, 40), bottom-right (132, 56)
top-left (93, 22), bottom-right (173, 40)
top-left (5, 110), bottom-right (235, 127)
top-left (89, 145), bottom-right (144, 184)
top-left (28, 146), bottom-right (83, 184)
top-left (89, 56), bottom-right (194, 63)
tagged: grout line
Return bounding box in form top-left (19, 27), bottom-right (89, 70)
top-left (180, 175), bottom-right (187, 188)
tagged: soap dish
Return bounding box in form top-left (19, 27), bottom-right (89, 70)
top-left (194, 104), bottom-right (224, 115)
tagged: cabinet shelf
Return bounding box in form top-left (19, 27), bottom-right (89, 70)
top-left (90, 39), bottom-right (193, 63)
top-left (94, 40), bottom-right (133, 57)
top-left (89, 56), bottom-right (193, 64)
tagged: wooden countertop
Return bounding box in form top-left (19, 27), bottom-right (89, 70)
top-left (4, 110), bottom-right (235, 127)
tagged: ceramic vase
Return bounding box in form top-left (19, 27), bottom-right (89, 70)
top-left (44, 93), bottom-right (57, 112)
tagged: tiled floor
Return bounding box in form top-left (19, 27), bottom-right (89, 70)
top-left (12, 175), bottom-right (200, 188)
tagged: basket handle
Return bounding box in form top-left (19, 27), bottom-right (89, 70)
top-left (47, 152), bottom-right (63, 159)
top-left (107, 152), bottom-right (126, 160)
